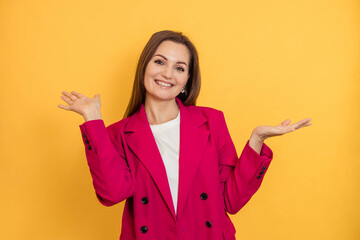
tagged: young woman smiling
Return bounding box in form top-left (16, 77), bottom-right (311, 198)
top-left (58, 30), bottom-right (311, 240)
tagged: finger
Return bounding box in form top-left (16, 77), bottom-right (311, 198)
top-left (298, 122), bottom-right (312, 129)
top-left (292, 119), bottom-right (312, 130)
top-left (280, 119), bottom-right (291, 127)
top-left (62, 91), bottom-right (78, 101)
top-left (291, 118), bottom-right (311, 130)
top-left (299, 117), bottom-right (311, 123)
top-left (298, 118), bottom-right (312, 124)
top-left (71, 91), bottom-right (83, 98)
top-left (61, 95), bottom-right (73, 104)
top-left (58, 104), bottom-right (70, 110)
top-left (94, 94), bottom-right (100, 99)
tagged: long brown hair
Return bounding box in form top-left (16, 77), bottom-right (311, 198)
top-left (124, 30), bottom-right (201, 117)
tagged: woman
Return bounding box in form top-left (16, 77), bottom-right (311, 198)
top-left (58, 30), bottom-right (311, 240)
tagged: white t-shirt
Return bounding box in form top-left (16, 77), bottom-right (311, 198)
top-left (150, 112), bottom-right (180, 215)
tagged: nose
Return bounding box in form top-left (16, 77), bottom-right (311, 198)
top-left (161, 65), bottom-right (173, 79)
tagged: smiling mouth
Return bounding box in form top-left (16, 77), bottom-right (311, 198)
top-left (155, 80), bottom-right (173, 87)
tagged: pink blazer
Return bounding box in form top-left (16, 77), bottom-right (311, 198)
top-left (79, 98), bottom-right (273, 240)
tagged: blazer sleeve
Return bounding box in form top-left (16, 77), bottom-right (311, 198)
top-left (79, 119), bottom-right (135, 207)
top-left (216, 111), bottom-right (273, 214)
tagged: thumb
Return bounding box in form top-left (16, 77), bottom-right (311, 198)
top-left (280, 119), bottom-right (291, 126)
top-left (94, 94), bottom-right (100, 99)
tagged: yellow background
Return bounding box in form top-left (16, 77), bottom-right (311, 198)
top-left (0, 0), bottom-right (359, 239)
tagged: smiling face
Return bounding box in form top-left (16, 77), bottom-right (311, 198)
top-left (144, 40), bottom-right (191, 103)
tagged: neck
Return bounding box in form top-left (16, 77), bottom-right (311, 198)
top-left (145, 97), bottom-right (179, 125)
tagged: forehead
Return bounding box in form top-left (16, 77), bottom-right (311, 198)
top-left (154, 40), bottom-right (190, 64)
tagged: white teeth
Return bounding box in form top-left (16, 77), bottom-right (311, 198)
top-left (155, 80), bottom-right (172, 87)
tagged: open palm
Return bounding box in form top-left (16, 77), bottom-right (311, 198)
top-left (254, 118), bottom-right (312, 141)
top-left (58, 91), bottom-right (101, 120)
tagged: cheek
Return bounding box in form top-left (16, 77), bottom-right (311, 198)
top-left (144, 65), bottom-right (155, 86)
top-left (178, 74), bottom-right (189, 86)
top-left (145, 63), bottom-right (160, 77)
top-left (144, 65), bottom-right (151, 78)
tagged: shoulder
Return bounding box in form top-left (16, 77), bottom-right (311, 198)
top-left (105, 116), bottom-right (131, 133)
top-left (184, 104), bottom-right (224, 123)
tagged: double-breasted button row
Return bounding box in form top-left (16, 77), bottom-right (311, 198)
top-left (200, 193), bottom-right (212, 228)
top-left (140, 197), bottom-right (149, 233)
top-left (256, 166), bottom-right (267, 179)
top-left (82, 133), bottom-right (92, 150)
top-left (139, 194), bottom-right (211, 233)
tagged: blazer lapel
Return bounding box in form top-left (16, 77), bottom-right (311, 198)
top-left (124, 104), bottom-right (177, 222)
top-left (123, 98), bottom-right (210, 221)
top-left (176, 98), bottom-right (210, 218)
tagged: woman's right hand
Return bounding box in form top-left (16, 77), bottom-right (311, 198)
top-left (58, 91), bottom-right (102, 121)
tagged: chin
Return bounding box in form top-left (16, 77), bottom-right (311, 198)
top-left (147, 93), bottom-right (179, 103)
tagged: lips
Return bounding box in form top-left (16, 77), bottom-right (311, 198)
top-left (155, 80), bottom-right (173, 87)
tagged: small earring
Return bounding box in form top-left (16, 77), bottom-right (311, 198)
top-left (181, 87), bottom-right (186, 94)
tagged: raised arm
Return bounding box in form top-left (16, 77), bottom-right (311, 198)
top-left (58, 91), bottom-right (135, 206)
top-left (217, 111), bottom-right (311, 214)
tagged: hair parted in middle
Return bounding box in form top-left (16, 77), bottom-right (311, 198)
top-left (124, 30), bottom-right (201, 117)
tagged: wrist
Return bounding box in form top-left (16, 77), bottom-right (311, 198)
top-left (248, 132), bottom-right (264, 155)
top-left (251, 128), bottom-right (266, 143)
top-left (83, 110), bottom-right (102, 122)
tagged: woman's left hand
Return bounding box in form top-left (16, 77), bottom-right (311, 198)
top-left (249, 118), bottom-right (312, 154)
top-left (253, 118), bottom-right (312, 141)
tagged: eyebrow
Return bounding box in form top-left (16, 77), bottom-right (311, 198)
top-left (154, 54), bottom-right (188, 67)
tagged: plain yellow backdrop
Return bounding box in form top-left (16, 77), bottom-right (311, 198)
top-left (0, 0), bottom-right (359, 239)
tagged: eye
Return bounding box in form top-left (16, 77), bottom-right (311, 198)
top-left (176, 67), bottom-right (185, 72)
top-left (154, 59), bottom-right (164, 65)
